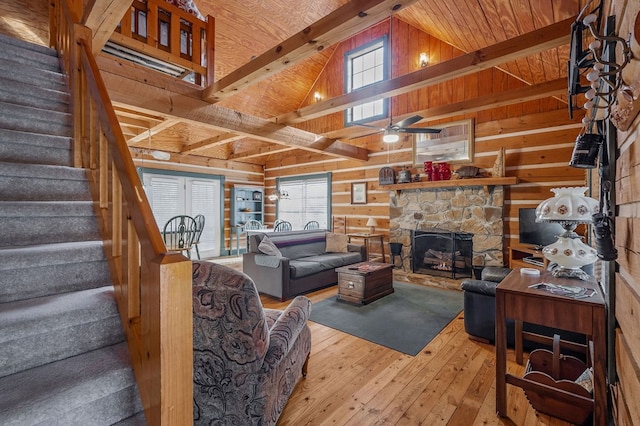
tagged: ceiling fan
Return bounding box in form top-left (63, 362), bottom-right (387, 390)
top-left (357, 114), bottom-right (442, 143)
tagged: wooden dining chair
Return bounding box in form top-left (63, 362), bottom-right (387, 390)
top-left (274, 221), bottom-right (292, 232)
top-left (304, 220), bottom-right (320, 230)
top-left (244, 220), bottom-right (264, 230)
top-left (162, 215), bottom-right (198, 259)
top-left (192, 214), bottom-right (206, 260)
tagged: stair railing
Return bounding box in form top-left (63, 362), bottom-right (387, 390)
top-left (50, 1), bottom-right (193, 424)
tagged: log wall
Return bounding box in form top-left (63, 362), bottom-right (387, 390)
top-left (608, 0), bottom-right (640, 423)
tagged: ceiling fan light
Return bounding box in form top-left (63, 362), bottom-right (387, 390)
top-left (382, 130), bottom-right (400, 143)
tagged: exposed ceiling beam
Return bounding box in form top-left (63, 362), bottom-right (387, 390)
top-left (202, 0), bottom-right (419, 103)
top-left (276, 17), bottom-right (575, 125)
top-left (229, 145), bottom-right (297, 161)
top-left (126, 118), bottom-right (180, 144)
top-left (324, 78), bottom-right (569, 139)
top-left (81, 0), bottom-right (132, 54)
top-left (97, 56), bottom-right (369, 161)
top-left (180, 133), bottom-right (245, 154)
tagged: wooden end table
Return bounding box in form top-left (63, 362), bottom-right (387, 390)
top-left (335, 261), bottom-right (393, 305)
top-left (495, 268), bottom-right (606, 425)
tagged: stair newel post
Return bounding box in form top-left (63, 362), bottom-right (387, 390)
top-left (138, 254), bottom-right (193, 425)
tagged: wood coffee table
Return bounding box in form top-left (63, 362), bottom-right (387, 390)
top-left (335, 261), bottom-right (393, 305)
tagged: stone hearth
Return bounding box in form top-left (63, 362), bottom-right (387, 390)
top-left (389, 186), bottom-right (506, 279)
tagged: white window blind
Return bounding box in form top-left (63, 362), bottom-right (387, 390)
top-left (143, 172), bottom-right (221, 257)
top-left (278, 176), bottom-right (329, 229)
top-left (146, 176), bottom-right (182, 231)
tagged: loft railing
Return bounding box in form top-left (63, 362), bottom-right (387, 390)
top-left (50, 1), bottom-right (193, 424)
top-left (111, 0), bottom-right (214, 85)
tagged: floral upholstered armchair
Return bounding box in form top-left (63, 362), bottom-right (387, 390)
top-left (192, 261), bottom-right (312, 425)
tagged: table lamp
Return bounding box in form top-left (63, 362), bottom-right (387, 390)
top-left (366, 217), bottom-right (378, 234)
top-left (535, 187), bottom-right (599, 280)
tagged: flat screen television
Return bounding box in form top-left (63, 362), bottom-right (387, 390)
top-left (518, 208), bottom-right (565, 249)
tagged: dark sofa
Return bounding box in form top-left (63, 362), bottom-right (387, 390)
top-left (243, 229), bottom-right (365, 300)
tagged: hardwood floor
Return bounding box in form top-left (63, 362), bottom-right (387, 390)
top-left (254, 274), bottom-right (575, 425)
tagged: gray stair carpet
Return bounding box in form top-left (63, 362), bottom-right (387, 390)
top-left (0, 34), bottom-right (146, 425)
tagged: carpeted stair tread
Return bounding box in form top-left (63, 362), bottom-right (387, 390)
top-left (0, 128), bottom-right (72, 150)
top-left (0, 32), bottom-right (58, 58)
top-left (0, 162), bottom-right (90, 201)
top-left (0, 342), bottom-right (143, 426)
top-left (0, 200), bottom-right (94, 216)
top-left (0, 76), bottom-right (70, 112)
top-left (0, 58), bottom-right (66, 92)
top-left (0, 201), bottom-right (100, 247)
top-left (0, 101), bottom-right (71, 137)
top-left (0, 161), bottom-right (83, 180)
top-left (0, 259), bottom-right (111, 303)
top-left (0, 286), bottom-right (125, 378)
top-left (0, 240), bottom-right (106, 270)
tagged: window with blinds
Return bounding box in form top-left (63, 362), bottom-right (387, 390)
top-left (277, 173), bottom-right (331, 230)
top-left (142, 170), bottom-right (222, 258)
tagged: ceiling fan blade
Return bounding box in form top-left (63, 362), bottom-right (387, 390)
top-left (393, 115), bottom-right (423, 129)
top-left (348, 129), bottom-right (385, 139)
top-left (397, 127), bottom-right (442, 134)
top-left (354, 123), bottom-right (384, 131)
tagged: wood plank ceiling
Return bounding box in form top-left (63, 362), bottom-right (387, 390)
top-left (110, 0), bottom-right (591, 165)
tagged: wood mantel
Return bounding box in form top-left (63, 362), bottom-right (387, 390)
top-left (381, 177), bottom-right (518, 193)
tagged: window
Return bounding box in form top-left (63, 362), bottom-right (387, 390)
top-left (276, 173), bottom-right (331, 230)
top-left (141, 169), bottom-right (223, 258)
top-left (345, 37), bottom-right (388, 125)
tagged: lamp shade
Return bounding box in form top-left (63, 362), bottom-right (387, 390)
top-left (366, 217), bottom-right (378, 227)
top-left (536, 187), bottom-right (599, 223)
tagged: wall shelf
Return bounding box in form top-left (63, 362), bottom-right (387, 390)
top-left (380, 177), bottom-right (518, 193)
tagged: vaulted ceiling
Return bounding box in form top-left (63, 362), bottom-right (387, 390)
top-left (104, 0), bottom-right (591, 165)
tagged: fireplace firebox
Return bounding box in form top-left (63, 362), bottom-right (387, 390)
top-left (411, 230), bottom-right (473, 279)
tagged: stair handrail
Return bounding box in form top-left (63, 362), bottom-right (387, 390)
top-left (50, 1), bottom-right (193, 424)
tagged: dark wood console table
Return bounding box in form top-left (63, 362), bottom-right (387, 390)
top-left (495, 268), bottom-right (606, 425)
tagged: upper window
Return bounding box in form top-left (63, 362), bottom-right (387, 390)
top-left (345, 36), bottom-right (388, 125)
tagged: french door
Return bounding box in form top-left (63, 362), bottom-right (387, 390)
top-left (143, 171), bottom-right (222, 258)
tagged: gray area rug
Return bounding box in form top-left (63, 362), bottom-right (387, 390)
top-left (309, 282), bottom-right (463, 356)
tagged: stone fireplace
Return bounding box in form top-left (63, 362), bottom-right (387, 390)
top-left (389, 185), bottom-right (506, 277)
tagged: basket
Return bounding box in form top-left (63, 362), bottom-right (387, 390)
top-left (523, 334), bottom-right (593, 425)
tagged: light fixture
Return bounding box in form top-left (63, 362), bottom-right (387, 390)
top-left (536, 187), bottom-right (599, 280)
top-left (419, 52), bottom-right (428, 68)
top-left (382, 129), bottom-right (400, 143)
top-left (268, 189), bottom-right (289, 201)
top-left (366, 217), bottom-right (378, 234)
top-left (314, 91), bottom-right (322, 102)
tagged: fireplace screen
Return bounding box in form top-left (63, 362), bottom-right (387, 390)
top-left (411, 230), bottom-right (473, 279)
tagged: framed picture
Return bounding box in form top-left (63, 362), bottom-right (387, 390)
top-left (413, 118), bottom-right (474, 165)
top-left (351, 182), bottom-right (367, 204)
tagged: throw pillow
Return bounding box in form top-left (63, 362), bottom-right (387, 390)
top-left (258, 236), bottom-right (282, 257)
top-left (325, 232), bottom-right (349, 253)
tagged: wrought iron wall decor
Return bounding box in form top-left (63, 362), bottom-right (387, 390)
top-left (568, 1), bottom-right (635, 131)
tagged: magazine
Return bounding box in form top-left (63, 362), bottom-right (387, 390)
top-left (528, 282), bottom-right (596, 299)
